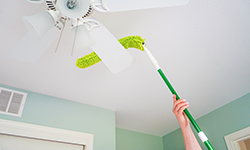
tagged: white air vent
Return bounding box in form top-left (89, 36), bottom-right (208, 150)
top-left (0, 87), bottom-right (27, 117)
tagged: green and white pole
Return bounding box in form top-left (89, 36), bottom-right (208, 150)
top-left (142, 44), bottom-right (214, 150)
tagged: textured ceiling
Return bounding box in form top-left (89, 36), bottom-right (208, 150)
top-left (0, 0), bottom-right (250, 136)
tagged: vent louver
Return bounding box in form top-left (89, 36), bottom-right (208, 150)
top-left (0, 87), bottom-right (27, 117)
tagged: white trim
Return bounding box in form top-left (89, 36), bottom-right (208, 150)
top-left (0, 119), bottom-right (94, 150)
top-left (224, 126), bottom-right (250, 150)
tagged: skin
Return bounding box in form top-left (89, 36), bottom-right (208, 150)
top-left (172, 94), bottom-right (202, 150)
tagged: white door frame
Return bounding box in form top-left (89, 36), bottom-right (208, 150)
top-left (224, 126), bottom-right (250, 150)
top-left (0, 119), bottom-right (94, 150)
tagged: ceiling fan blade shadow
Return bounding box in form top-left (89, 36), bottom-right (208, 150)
top-left (104, 0), bottom-right (189, 12)
top-left (8, 27), bottom-right (60, 63)
top-left (89, 19), bottom-right (135, 74)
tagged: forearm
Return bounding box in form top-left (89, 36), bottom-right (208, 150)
top-left (181, 124), bottom-right (202, 150)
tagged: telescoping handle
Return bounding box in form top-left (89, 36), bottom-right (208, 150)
top-left (142, 45), bottom-right (214, 150)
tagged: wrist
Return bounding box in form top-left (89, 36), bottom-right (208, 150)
top-left (180, 122), bottom-right (191, 130)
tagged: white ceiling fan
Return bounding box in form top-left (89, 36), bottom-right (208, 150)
top-left (8, 0), bottom-right (189, 73)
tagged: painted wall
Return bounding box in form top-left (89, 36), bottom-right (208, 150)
top-left (116, 128), bottom-right (164, 150)
top-left (162, 92), bottom-right (250, 150)
top-left (4, 83), bottom-right (249, 150)
top-left (0, 84), bottom-right (116, 150)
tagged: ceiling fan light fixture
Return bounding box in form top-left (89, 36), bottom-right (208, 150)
top-left (71, 24), bottom-right (96, 51)
top-left (66, 0), bottom-right (78, 10)
top-left (57, 0), bottom-right (90, 18)
top-left (23, 11), bottom-right (60, 40)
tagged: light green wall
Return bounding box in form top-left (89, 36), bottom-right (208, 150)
top-left (5, 83), bottom-right (249, 150)
top-left (162, 92), bottom-right (250, 150)
top-left (0, 84), bottom-right (116, 150)
top-left (116, 128), bottom-right (164, 150)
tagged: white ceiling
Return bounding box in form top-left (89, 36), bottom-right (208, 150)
top-left (0, 0), bottom-right (250, 137)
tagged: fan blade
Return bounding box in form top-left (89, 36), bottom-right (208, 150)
top-left (27, 0), bottom-right (45, 4)
top-left (9, 27), bottom-right (60, 63)
top-left (104, 0), bottom-right (189, 12)
top-left (89, 20), bottom-right (135, 74)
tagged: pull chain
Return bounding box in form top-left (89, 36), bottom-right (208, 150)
top-left (71, 18), bottom-right (79, 56)
top-left (55, 17), bottom-right (67, 53)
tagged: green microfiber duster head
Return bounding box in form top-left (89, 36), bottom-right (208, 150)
top-left (76, 35), bottom-right (145, 69)
top-left (118, 35), bottom-right (145, 51)
top-left (76, 51), bottom-right (101, 68)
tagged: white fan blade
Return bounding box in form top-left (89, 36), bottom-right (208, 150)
top-left (89, 20), bottom-right (135, 74)
top-left (27, 0), bottom-right (45, 4)
top-left (9, 27), bottom-right (60, 63)
top-left (104, 0), bottom-right (189, 12)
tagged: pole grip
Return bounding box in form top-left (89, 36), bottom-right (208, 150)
top-left (143, 45), bottom-right (161, 70)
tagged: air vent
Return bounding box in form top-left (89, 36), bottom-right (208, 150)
top-left (0, 87), bottom-right (27, 117)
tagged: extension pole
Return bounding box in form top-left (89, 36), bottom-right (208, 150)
top-left (142, 44), bottom-right (214, 150)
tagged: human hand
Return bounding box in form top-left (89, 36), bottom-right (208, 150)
top-left (172, 94), bottom-right (190, 128)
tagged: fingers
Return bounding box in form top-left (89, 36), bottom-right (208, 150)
top-left (173, 94), bottom-right (177, 102)
top-left (172, 95), bottom-right (189, 115)
top-left (173, 100), bottom-right (189, 115)
top-left (177, 101), bottom-right (189, 113)
top-left (172, 95), bottom-right (190, 126)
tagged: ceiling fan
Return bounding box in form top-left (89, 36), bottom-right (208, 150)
top-left (8, 0), bottom-right (189, 73)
